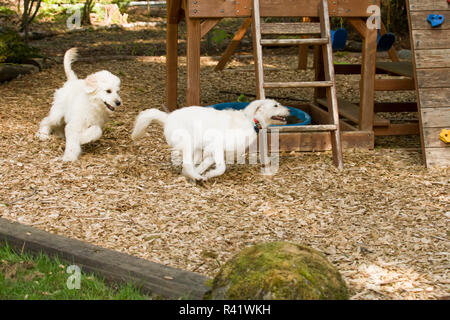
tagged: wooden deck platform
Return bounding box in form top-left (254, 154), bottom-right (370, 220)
top-left (407, 0), bottom-right (450, 167)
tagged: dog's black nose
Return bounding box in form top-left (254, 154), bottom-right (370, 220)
top-left (115, 100), bottom-right (121, 107)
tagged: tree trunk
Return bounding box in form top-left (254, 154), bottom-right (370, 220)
top-left (82, 0), bottom-right (94, 26)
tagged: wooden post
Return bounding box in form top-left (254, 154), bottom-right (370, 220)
top-left (166, 0), bottom-right (182, 111)
top-left (359, 25), bottom-right (377, 131)
top-left (348, 18), bottom-right (377, 131)
top-left (252, 0), bottom-right (265, 99)
top-left (185, 1), bottom-right (201, 106)
top-left (313, 45), bottom-right (326, 101)
top-left (298, 44), bottom-right (309, 70)
top-left (298, 17), bottom-right (311, 70)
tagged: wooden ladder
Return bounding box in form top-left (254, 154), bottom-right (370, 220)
top-left (252, 0), bottom-right (343, 169)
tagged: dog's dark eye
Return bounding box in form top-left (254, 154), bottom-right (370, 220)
top-left (106, 89), bottom-right (112, 94)
top-left (274, 104), bottom-right (278, 108)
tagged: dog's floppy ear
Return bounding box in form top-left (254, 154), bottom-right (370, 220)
top-left (244, 100), bottom-right (265, 118)
top-left (85, 74), bottom-right (98, 93)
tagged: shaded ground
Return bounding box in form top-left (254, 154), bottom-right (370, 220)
top-left (0, 6), bottom-right (448, 300)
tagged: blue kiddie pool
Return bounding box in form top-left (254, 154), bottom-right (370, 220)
top-left (207, 102), bottom-right (311, 127)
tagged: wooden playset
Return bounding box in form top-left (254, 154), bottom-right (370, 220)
top-left (406, 0), bottom-right (450, 167)
top-left (165, 0), bottom-right (450, 167)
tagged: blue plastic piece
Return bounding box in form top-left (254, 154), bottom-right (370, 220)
top-left (207, 102), bottom-right (312, 126)
top-left (331, 28), bottom-right (348, 51)
top-left (377, 30), bottom-right (396, 52)
top-left (427, 14), bottom-right (445, 28)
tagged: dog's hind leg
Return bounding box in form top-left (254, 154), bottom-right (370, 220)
top-left (193, 148), bottom-right (203, 165)
top-left (196, 155), bottom-right (215, 175)
top-left (80, 126), bottom-right (102, 145)
top-left (36, 107), bottom-right (65, 141)
top-left (62, 124), bottom-right (82, 162)
top-left (204, 146), bottom-right (226, 179)
top-left (180, 144), bottom-right (206, 181)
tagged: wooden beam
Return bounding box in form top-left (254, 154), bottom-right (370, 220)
top-left (268, 124), bottom-right (337, 133)
top-left (0, 218), bottom-right (210, 299)
top-left (215, 18), bottom-right (252, 71)
top-left (261, 22), bottom-right (321, 34)
top-left (374, 102), bottom-right (418, 113)
top-left (276, 130), bottom-right (375, 151)
top-left (334, 63), bottom-right (362, 75)
top-left (374, 78), bottom-right (416, 91)
top-left (348, 18), bottom-right (368, 38)
top-left (187, 0), bottom-right (380, 18)
top-left (376, 62), bottom-right (414, 78)
top-left (200, 18), bottom-right (221, 38)
top-left (374, 123), bottom-right (420, 136)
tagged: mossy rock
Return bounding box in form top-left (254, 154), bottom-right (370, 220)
top-left (207, 242), bottom-right (348, 300)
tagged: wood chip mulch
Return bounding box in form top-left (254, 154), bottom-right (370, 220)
top-left (0, 54), bottom-right (448, 300)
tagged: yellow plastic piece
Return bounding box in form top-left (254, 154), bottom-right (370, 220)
top-left (440, 129), bottom-right (450, 144)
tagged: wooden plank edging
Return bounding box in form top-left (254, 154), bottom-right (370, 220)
top-left (0, 218), bottom-right (211, 299)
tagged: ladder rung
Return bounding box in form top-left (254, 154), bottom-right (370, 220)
top-left (264, 81), bottom-right (333, 88)
top-left (268, 124), bottom-right (337, 133)
top-left (261, 22), bottom-right (322, 35)
top-left (260, 38), bottom-right (328, 46)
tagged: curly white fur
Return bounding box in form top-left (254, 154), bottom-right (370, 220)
top-left (132, 100), bottom-right (290, 181)
top-left (36, 48), bottom-right (122, 161)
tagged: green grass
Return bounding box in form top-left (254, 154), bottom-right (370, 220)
top-left (0, 244), bottom-right (150, 300)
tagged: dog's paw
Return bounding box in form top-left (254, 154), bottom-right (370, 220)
top-left (196, 175), bottom-right (207, 182)
top-left (62, 154), bottom-right (78, 162)
top-left (35, 132), bottom-right (50, 141)
top-left (182, 168), bottom-right (207, 182)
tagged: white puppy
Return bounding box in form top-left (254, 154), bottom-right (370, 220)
top-left (36, 48), bottom-right (122, 161)
top-left (131, 100), bottom-right (290, 180)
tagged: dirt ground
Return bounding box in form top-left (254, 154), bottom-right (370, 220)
top-left (1, 12), bottom-right (449, 300)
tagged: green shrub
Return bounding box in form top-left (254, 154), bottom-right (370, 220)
top-left (112, 0), bottom-right (130, 14)
top-left (0, 30), bottom-right (41, 64)
top-left (0, 6), bottom-right (16, 15)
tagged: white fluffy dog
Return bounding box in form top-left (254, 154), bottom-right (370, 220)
top-left (131, 100), bottom-right (290, 181)
top-left (36, 48), bottom-right (122, 161)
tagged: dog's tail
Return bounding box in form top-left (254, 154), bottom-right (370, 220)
top-left (131, 108), bottom-right (168, 140)
top-left (64, 48), bottom-right (78, 81)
